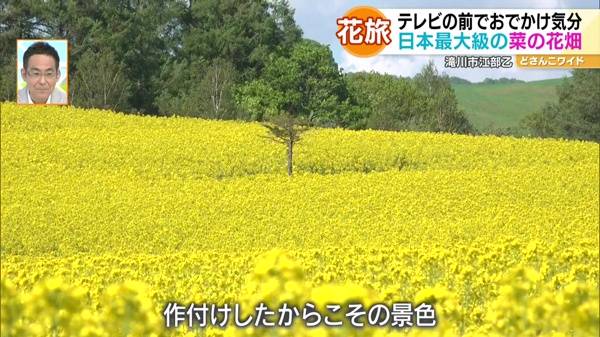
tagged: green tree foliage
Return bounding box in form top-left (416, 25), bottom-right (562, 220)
top-left (1, 0), bottom-right (299, 116)
top-left (1, 1), bottom-right (485, 136)
top-left (180, 0), bottom-right (301, 79)
top-left (522, 69), bottom-right (599, 142)
top-left (71, 50), bottom-right (131, 111)
top-left (346, 62), bottom-right (473, 134)
top-left (1, 0), bottom-right (86, 101)
top-left (77, 2), bottom-right (171, 114)
top-left (0, 0), bottom-right (42, 101)
top-left (156, 0), bottom-right (302, 117)
top-left (197, 59), bottom-right (238, 119)
top-left (236, 39), bottom-right (354, 127)
top-left (481, 77), bottom-right (524, 84)
top-left (0, 56), bottom-right (15, 101)
top-left (0, 1), bottom-right (174, 114)
top-left (413, 61), bottom-right (474, 134)
top-left (236, 38), bottom-right (352, 174)
top-left (346, 72), bottom-right (425, 131)
top-left (157, 58), bottom-right (239, 119)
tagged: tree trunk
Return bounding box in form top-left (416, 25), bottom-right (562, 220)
top-left (287, 140), bottom-right (293, 176)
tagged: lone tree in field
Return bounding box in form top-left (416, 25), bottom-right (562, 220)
top-left (262, 113), bottom-right (309, 176)
top-left (237, 39), bottom-right (352, 175)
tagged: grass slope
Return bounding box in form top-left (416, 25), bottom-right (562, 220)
top-left (453, 78), bottom-right (564, 131)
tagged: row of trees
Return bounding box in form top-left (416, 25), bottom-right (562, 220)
top-left (348, 63), bottom-right (472, 133)
top-left (0, 0), bottom-right (472, 135)
top-left (1, 1), bottom-right (596, 142)
top-left (1, 0), bottom-right (301, 114)
top-left (522, 69), bottom-right (599, 142)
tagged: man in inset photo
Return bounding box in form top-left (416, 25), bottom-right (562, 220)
top-left (17, 41), bottom-right (68, 104)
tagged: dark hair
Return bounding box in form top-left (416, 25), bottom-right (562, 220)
top-left (23, 41), bottom-right (60, 70)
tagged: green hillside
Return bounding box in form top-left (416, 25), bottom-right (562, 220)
top-left (453, 78), bottom-right (565, 131)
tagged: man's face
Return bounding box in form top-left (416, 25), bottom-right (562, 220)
top-left (21, 54), bottom-right (60, 103)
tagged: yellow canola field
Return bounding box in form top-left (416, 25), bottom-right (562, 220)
top-left (1, 103), bottom-right (598, 337)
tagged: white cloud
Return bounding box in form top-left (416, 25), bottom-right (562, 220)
top-left (340, 54), bottom-right (433, 77)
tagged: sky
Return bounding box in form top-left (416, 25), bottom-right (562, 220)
top-left (288, 0), bottom-right (599, 82)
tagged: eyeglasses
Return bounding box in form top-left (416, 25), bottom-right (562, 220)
top-left (27, 70), bottom-right (58, 81)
